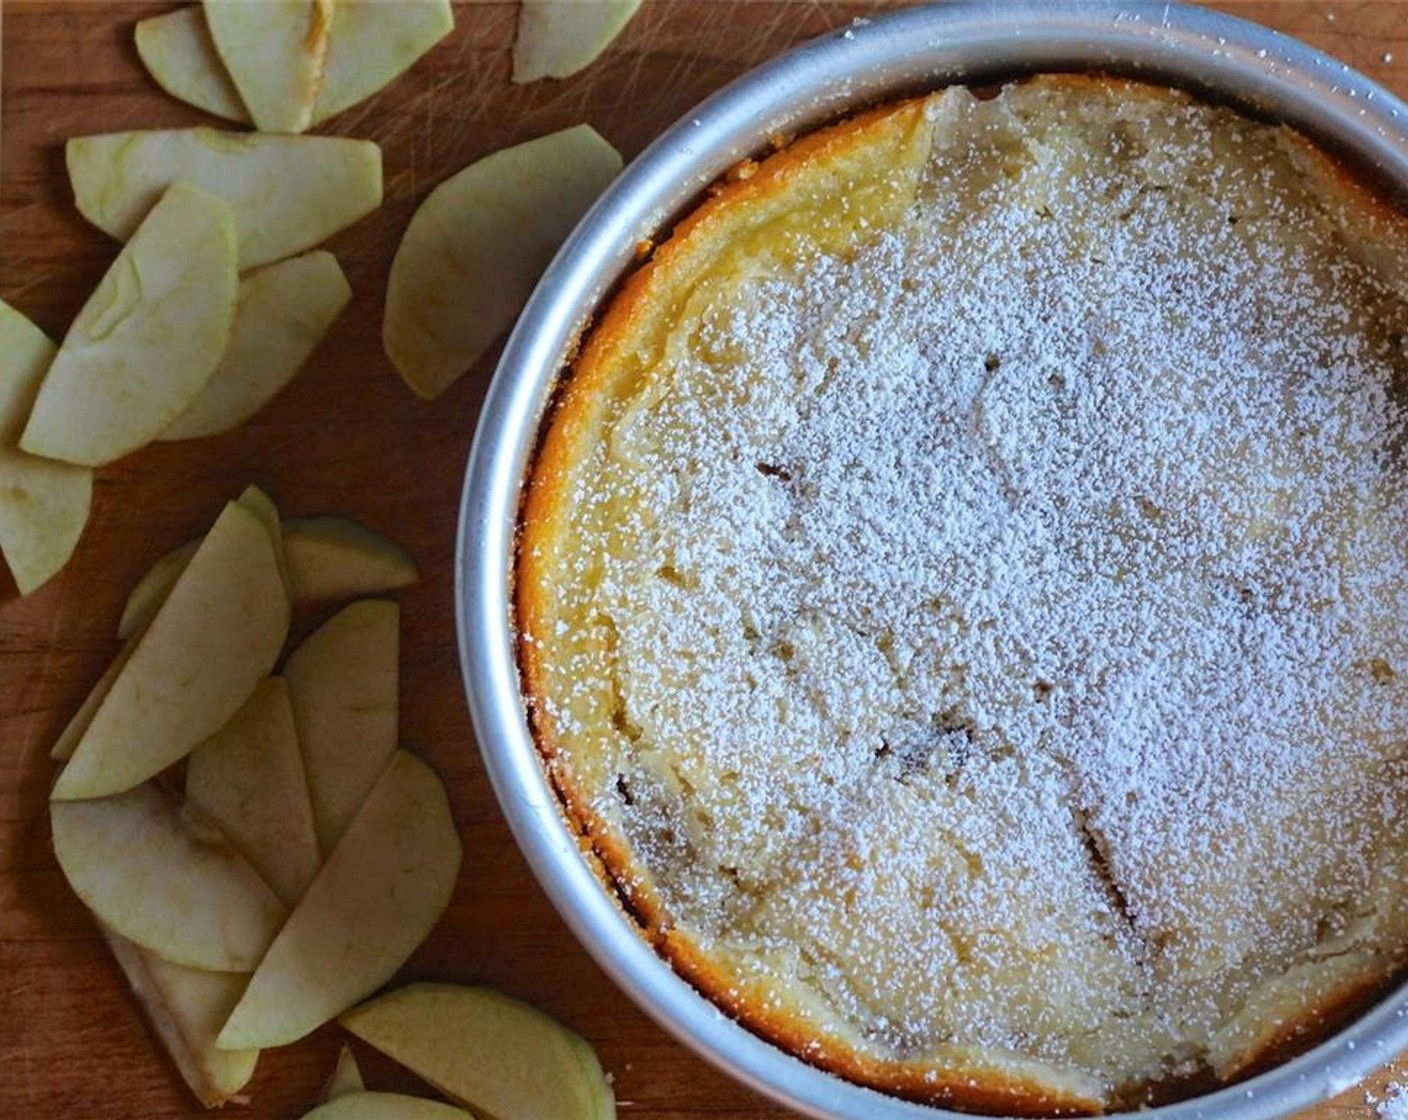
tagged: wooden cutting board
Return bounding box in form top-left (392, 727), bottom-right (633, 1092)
top-left (3, 3), bottom-right (1407, 1118)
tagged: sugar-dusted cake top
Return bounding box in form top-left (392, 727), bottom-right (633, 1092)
top-left (519, 75), bottom-right (1408, 1114)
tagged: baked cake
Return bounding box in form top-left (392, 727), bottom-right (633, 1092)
top-left (517, 75), bottom-right (1408, 1114)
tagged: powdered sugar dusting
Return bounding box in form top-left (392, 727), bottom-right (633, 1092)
top-left (532, 81), bottom-right (1408, 1103)
top-left (1377, 1081), bottom-right (1408, 1120)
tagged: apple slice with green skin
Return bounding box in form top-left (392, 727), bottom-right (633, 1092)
top-left (284, 517), bottom-right (418, 602)
top-left (384, 125), bottom-right (622, 399)
top-left (302, 1093), bottom-right (471, 1120)
top-left (186, 678), bottom-right (321, 907)
top-left (217, 751), bottom-right (462, 1049)
top-left (67, 129), bottom-right (382, 270)
top-left (102, 926), bottom-right (258, 1107)
top-left (314, 0), bottom-right (455, 123)
top-left (320, 1043), bottom-right (365, 1104)
top-left (512, 0), bottom-right (642, 83)
top-left (52, 498), bottom-right (289, 800)
top-left (135, 6), bottom-right (248, 123)
top-left (117, 516), bottom-right (416, 640)
top-left (204, 0), bottom-right (333, 135)
top-left (285, 599), bottom-right (399, 855)
top-left (341, 984), bottom-right (615, 1120)
top-left (52, 782), bottom-right (287, 971)
top-left (0, 301), bottom-right (92, 594)
top-left (19, 182), bottom-right (237, 467)
top-left (162, 251), bottom-right (352, 441)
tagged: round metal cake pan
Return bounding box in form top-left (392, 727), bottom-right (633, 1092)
top-left (457, 4), bottom-right (1408, 1119)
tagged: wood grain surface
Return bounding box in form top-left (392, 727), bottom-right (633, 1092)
top-left (3, 2), bottom-right (1408, 1118)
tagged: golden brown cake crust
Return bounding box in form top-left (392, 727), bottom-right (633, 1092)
top-left (517, 74), bottom-right (1408, 1115)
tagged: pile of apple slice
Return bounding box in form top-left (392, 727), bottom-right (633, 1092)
top-left (16, 4), bottom-right (654, 1114)
top-left (3, 0), bottom-right (648, 594)
top-left (0, 128), bottom-right (380, 595)
top-left (135, 0), bottom-right (642, 128)
top-left (127, 0), bottom-right (641, 404)
top-left (48, 485), bottom-right (464, 1107)
top-left (137, 1), bottom-right (455, 133)
top-left (308, 983), bottom-right (616, 1120)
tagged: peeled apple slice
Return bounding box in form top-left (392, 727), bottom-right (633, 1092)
top-left (135, 6), bottom-right (248, 123)
top-left (234, 483), bottom-right (293, 595)
top-left (115, 484), bottom-right (285, 642)
top-left (0, 301), bottom-right (91, 594)
top-left (302, 1093), bottom-right (471, 1120)
top-left (52, 783), bottom-right (287, 972)
top-left (117, 539), bottom-right (199, 642)
top-left (64, 486), bottom-right (281, 764)
top-left (341, 983), bottom-right (615, 1120)
top-left (320, 1044), bottom-right (365, 1104)
top-left (384, 125), bottom-right (622, 399)
top-left (67, 129), bottom-right (382, 270)
top-left (134, 2), bottom-right (454, 127)
top-left (186, 678), bottom-right (322, 907)
top-left (52, 499), bottom-right (289, 800)
top-left (285, 599), bottom-right (399, 855)
top-left (19, 182), bottom-right (237, 467)
top-left (52, 632), bottom-right (143, 762)
top-left (102, 927), bottom-right (258, 1107)
top-left (162, 251), bottom-right (352, 441)
top-left (283, 517), bottom-right (419, 602)
top-left (116, 516), bottom-right (417, 640)
top-left (204, 0), bottom-right (333, 134)
top-left (512, 0), bottom-right (642, 83)
top-left (315, 0), bottom-right (455, 123)
top-left (217, 751), bottom-right (462, 1049)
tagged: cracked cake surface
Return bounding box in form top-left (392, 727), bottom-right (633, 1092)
top-left (517, 75), bottom-right (1408, 1114)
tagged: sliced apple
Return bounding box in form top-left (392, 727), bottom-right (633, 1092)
top-left (52, 782), bottom-right (287, 971)
top-left (102, 927), bottom-right (258, 1107)
top-left (52, 498), bottom-right (289, 800)
top-left (186, 678), bottom-right (321, 907)
top-left (118, 515), bottom-right (414, 640)
top-left (315, 0), bottom-right (455, 123)
top-left (52, 636), bottom-right (141, 763)
top-left (162, 251), bottom-right (352, 441)
top-left (204, 0), bottom-right (333, 134)
top-left (0, 300), bottom-right (92, 594)
top-left (73, 486), bottom-right (279, 760)
top-left (302, 1092), bottom-right (471, 1120)
top-left (135, 6), bottom-right (248, 123)
top-left (512, 0), bottom-right (641, 83)
top-left (234, 483), bottom-right (292, 595)
top-left (135, 2), bottom-right (454, 128)
top-left (67, 129), bottom-right (383, 269)
top-left (384, 125), bottom-right (622, 399)
top-left (341, 983), bottom-right (614, 1120)
top-left (217, 751), bottom-right (462, 1049)
top-left (117, 539), bottom-right (198, 642)
top-left (19, 182), bottom-right (237, 467)
top-left (320, 1043), bottom-right (365, 1104)
top-left (115, 484), bottom-right (282, 644)
top-left (285, 599), bottom-right (399, 854)
top-left (284, 517), bottom-right (418, 602)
